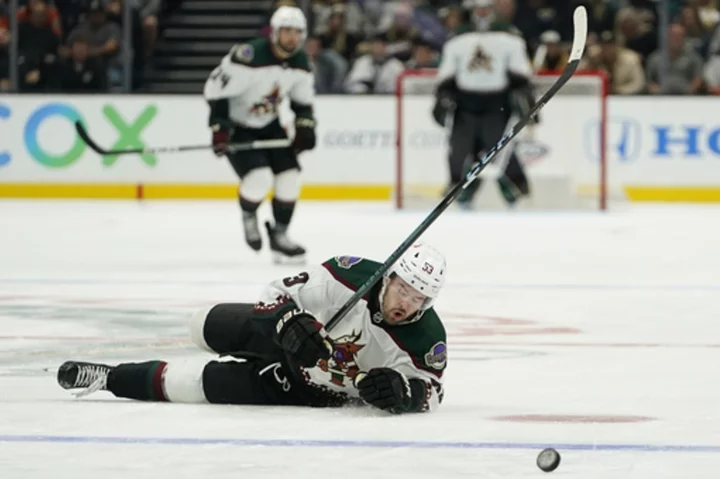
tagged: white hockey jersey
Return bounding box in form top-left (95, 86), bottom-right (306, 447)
top-left (436, 27), bottom-right (532, 94)
top-left (203, 38), bottom-right (315, 129)
top-left (253, 256), bottom-right (447, 413)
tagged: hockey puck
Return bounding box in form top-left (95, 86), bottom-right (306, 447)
top-left (536, 448), bottom-right (560, 473)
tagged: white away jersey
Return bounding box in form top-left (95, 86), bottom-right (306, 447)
top-left (436, 29), bottom-right (532, 93)
top-left (253, 256), bottom-right (447, 413)
top-left (203, 38), bottom-right (315, 128)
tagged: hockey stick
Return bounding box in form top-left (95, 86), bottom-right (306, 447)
top-left (74, 121), bottom-right (291, 156)
top-left (325, 6), bottom-right (588, 333)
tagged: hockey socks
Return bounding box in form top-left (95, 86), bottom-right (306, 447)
top-left (107, 361), bottom-right (169, 401)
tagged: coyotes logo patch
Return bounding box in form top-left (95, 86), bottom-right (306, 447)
top-left (317, 330), bottom-right (365, 387)
top-left (250, 84), bottom-right (282, 116)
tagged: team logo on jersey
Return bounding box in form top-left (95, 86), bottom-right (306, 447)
top-left (317, 330), bottom-right (366, 387)
top-left (249, 84), bottom-right (282, 115)
top-left (424, 341), bottom-right (447, 370)
top-left (233, 43), bottom-right (254, 63)
top-left (468, 46), bottom-right (493, 72)
top-left (335, 256), bottom-right (362, 269)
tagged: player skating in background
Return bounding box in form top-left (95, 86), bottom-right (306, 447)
top-left (203, 6), bottom-right (316, 263)
top-left (57, 243), bottom-right (448, 415)
top-left (433, 0), bottom-right (535, 208)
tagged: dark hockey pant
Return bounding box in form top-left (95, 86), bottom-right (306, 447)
top-left (447, 110), bottom-right (528, 194)
top-left (225, 120), bottom-right (299, 179)
top-left (106, 304), bottom-right (332, 407)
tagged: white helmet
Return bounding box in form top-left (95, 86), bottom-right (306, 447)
top-left (382, 241), bottom-right (447, 322)
top-left (270, 6), bottom-right (307, 54)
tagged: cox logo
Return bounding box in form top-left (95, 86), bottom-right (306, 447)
top-left (0, 104), bottom-right (10, 167)
top-left (1, 102), bottom-right (158, 168)
top-left (25, 103), bottom-right (86, 167)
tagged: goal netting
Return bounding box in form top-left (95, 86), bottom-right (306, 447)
top-left (395, 70), bottom-right (609, 210)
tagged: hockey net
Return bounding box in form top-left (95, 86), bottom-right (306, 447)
top-left (395, 70), bottom-right (609, 210)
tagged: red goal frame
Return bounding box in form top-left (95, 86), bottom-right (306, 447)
top-left (394, 69), bottom-right (609, 210)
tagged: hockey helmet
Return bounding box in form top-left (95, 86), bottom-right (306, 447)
top-left (270, 6), bottom-right (307, 54)
top-left (381, 241), bottom-right (447, 322)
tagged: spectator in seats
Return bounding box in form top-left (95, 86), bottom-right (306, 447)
top-left (709, 18), bottom-right (720, 55)
top-left (514, 0), bottom-right (566, 50)
top-left (583, 30), bottom-right (645, 94)
top-left (438, 6), bottom-right (471, 39)
top-left (54, 0), bottom-right (94, 39)
top-left (677, 5), bottom-right (712, 57)
top-left (105, 0), bottom-right (145, 86)
top-left (580, 0), bottom-right (617, 36)
top-left (17, 0), bottom-right (60, 91)
top-left (618, 0), bottom-right (658, 32)
top-left (344, 34), bottom-right (404, 94)
top-left (305, 35), bottom-right (346, 93)
top-left (134, 0), bottom-right (161, 60)
top-left (617, 7), bottom-right (657, 66)
top-left (58, 33), bottom-right (106, 91)
top-left (63, 1), bottom-right (121, 85)
top-left (318, 5), bottom-right (361, 63)
top-left (405, 35), bottom-right (438, 69)
top-left (535, 30), bottom-right (568, 73)
top-left (383, 3), bottom-right (421, 63)
top-left (0, 15), bottom-right (8, 91)
top-left (646, 24), bottom-right (704, 95)
top-left (696, 0), bottom-right (720, 32)
top-left (16, 0), bottom-right (63, 37)
top-left (705, 50), bottom-right (720, 94)
top-left (312, 0), bottom-right (364, 36)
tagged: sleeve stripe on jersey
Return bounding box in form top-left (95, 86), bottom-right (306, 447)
top-left (381, 326), bottom-right (444, 378)
top-left (321, 262), bottom-right (358, 292)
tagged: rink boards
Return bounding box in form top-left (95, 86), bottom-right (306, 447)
top-left (0, 95), bottom-right (719, 202)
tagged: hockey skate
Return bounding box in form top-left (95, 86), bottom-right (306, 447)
top-left (243, 211), bottom-right (262, 252)
top-left (57, 360), bottom-right (113, 398)
top-left (497, 174), bottom-right (530, 208)
top-left (265, 221), bottom-right (306, 265)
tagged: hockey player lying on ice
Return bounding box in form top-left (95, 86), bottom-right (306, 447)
top-left (57, 242), bottom-right (448, 415)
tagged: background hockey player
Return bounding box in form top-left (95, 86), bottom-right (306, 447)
top-left (204, 6), bottom-right (316, 263)
top-left (433, 0), bottom-right (535, 208)
top-left (57, 242), bottom-right (448, 415)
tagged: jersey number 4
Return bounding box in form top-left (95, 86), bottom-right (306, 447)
top-left (209, 67), bottom-right (231, 88)
top-left (283, 272), bottom-right (309, 287)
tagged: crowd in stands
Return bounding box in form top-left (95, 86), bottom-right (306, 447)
top-left (1, 0), bottom-right (719, 95)
top-left (300, 0), bottom-right (720, 95)
top-left (0, 0), bottom-right (162, 92)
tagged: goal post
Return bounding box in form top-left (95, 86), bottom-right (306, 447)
top-left (395, 69), bottom-right (609, 210)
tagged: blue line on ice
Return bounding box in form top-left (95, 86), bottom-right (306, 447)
top-left (1, 435), bottom-right (719, 452)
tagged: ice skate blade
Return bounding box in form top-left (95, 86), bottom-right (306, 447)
top-left (272, 252), bottom-right (307, 265)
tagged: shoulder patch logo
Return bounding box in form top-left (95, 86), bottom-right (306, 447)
top-left (424, 341), bottom-right (447, 370)
top-left (233, 43), bottom-right (254, 63)
top-left (335, 256), bottom-right (363, 269)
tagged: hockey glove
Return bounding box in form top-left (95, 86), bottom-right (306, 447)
top-left (293, 118), bottom-right (316, 154)
top-left (276, 309), bottom-right (332, 367)
top-left (432, 93), bottom-right (455, 127)
top-left (355, 368), bottom-right (413, 414)
top-left (211, 123), bottom-right (231, 157)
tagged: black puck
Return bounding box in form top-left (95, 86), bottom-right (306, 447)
top-left (536, 448), bottom-right (561, 472)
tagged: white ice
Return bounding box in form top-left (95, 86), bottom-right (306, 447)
top-left (1, 199), bottom-right (720, 478)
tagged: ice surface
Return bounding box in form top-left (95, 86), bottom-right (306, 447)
top-left (1, 200), bottom-right (720, 478)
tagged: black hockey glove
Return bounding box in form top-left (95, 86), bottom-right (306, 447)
top-left (432, 93), bottom-right (455, 127)
top-left (355, 368), bottom-right (413, 414)
top-left (276, 309), bottom-right (332, 367)
top-left (293, 118), bottom-right (316, 154)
